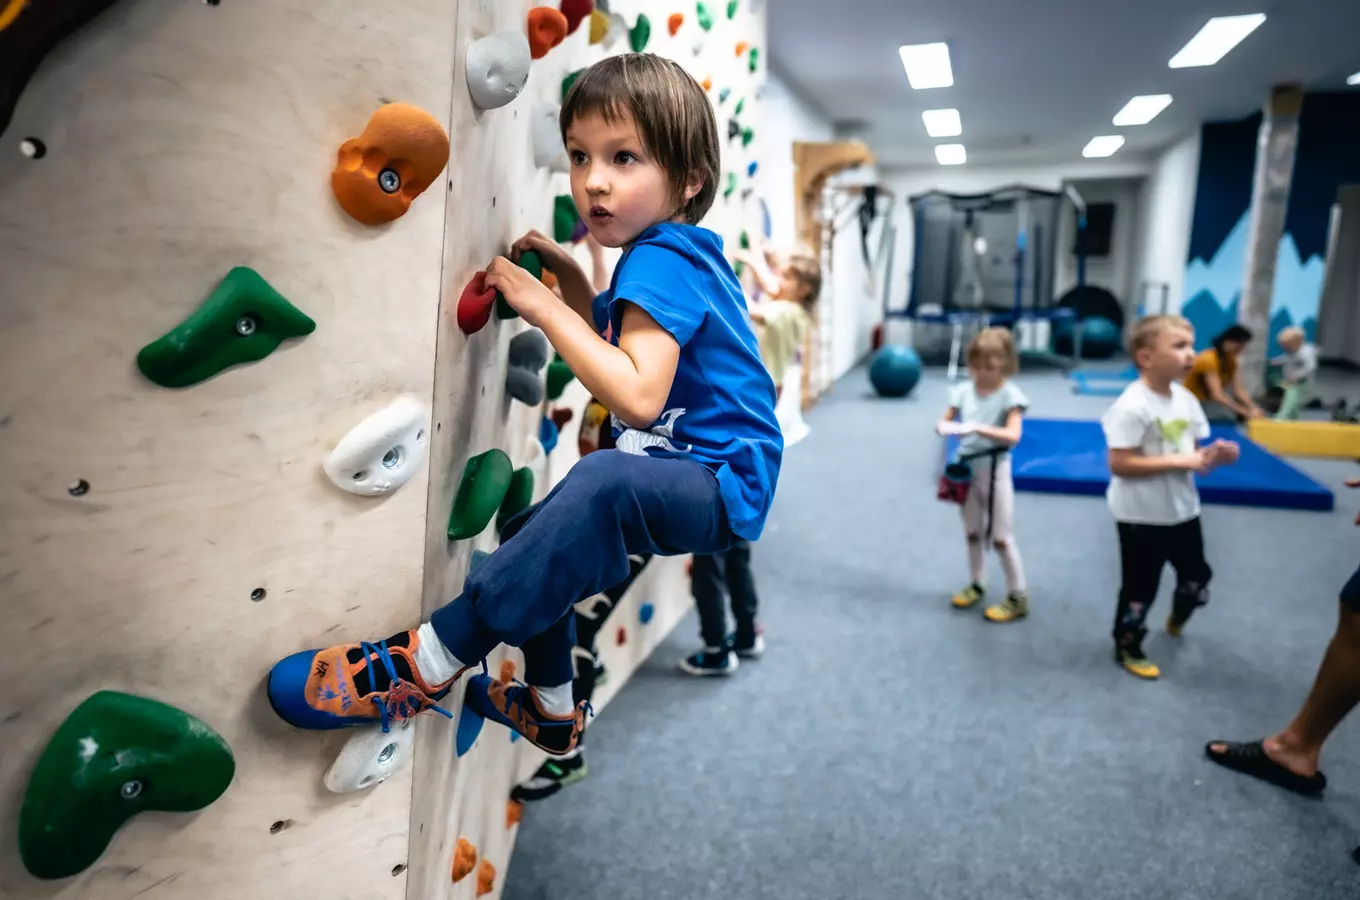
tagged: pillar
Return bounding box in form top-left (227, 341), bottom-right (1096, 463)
top-left (1237, 84), bottom-right (1304, 395)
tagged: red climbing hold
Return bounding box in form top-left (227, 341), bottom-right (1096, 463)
top-left (527, 7), bottom-right (569, 59)
top-left (559, 0), bottom-right (593, 34)
top-left (551, 407), bottom-right (574, 430)
top-left (457, 271), bottom-right (497, 335)
top-left (668, 12), bottom-right (684, 35)
top-left (615, 626), bottom-right (627, 646)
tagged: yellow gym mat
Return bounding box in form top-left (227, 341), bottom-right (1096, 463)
top-left (1247, 418), bottom-right (1360, 459)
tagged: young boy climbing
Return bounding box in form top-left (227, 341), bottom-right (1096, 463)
top-left (1102, 315), bottom-right (1241, 680)
top-left (266, 54), bottom-right (783, 755)
top-left (678, 241), bottom-right (821, 675)
top-left (1269, 325), bottom-right (1318, 420)
top-left (937, 328), bottom-right (1030, 623)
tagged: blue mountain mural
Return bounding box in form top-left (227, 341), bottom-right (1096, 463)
top-left (1181, 210), bottom-right (1323, 355)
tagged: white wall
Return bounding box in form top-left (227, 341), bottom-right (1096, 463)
top-left (1055, 177), bottom-right (1146, 316)
top-left (758, 68), bottom-right (834, 248)
top-left (1130, 130), bottom-right (1202, 318)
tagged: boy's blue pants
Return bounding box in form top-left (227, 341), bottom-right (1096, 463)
top-left (431, 451), bottom-right (732, 687)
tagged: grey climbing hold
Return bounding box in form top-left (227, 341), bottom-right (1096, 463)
top-left (506, 367), bottom-right (544, 407)
top-left (465, 32), bottom-right (531, 111)
top-left (508, 330), bottom-right (550, 371)
top-left (532, 102), bottom-right (568, 173)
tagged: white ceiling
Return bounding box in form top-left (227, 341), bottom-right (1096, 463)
top-left (768, 0), bottom-right (1360, 169)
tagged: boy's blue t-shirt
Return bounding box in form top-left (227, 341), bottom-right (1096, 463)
top-left (591, 222), bottom-right (783, 541)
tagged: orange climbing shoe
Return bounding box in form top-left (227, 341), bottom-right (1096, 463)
top-left (463, 674), bottom-right (590, 755)
top-left (952, 583), bottom-right (985, 609)
top-left (267, 629), bottom-right (465, 731)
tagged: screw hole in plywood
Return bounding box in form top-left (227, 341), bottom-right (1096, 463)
top-left (20, 138), bottom-right (47, 159)
top-left (67, 479), bottom-right (89, 497)
top-left (251, 587), bottom-right (267, 602)
top-left (204, 0), bottom-right (219, 5)
top-left (391, 863), bottom-right (407, 877)
top-left (269, 819), bottom-right (294, 834)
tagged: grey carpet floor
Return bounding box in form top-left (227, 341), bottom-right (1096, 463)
top-left (505, 365), bottom-right (1360, 900)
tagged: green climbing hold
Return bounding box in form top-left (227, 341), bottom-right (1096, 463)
top-left (734, 261), bottom-right (746, 276)
top-left (496, 466), bottom-right (536, 533)
top-left (696, 1), bottom-right (713, 31)
top-left (554, 195), bottom-right (581, 244)
top-left (742, 126), bottom-right (754, 148)
top-left (448, 449), bottom-right (514, 540)
top-left (724, 172), bottom-right (737, 199)
top-left (734, 97), bottom-right (745, 116)
top-left (19, 691), bottom-right (234, 880)
top-left (726, 0), bottom-right (738, 18)
top-left (748, 46), bottom-right (759, 72)
top-left (561, 69), bottom-right (584, 102)
top-left (739, 230), bottom-right (750, 249)
top-left (496, 250), bottom-right (544, 319)
top-left (137, 267), bottom-right (314, 388)
top-left (546, 354), bottom-right (576, 401)
top-left (629, 13), bottom-right (651, 52)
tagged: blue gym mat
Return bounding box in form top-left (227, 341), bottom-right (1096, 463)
top-left (947, 418), bottom-right (1334, 512)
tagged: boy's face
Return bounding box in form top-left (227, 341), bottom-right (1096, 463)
top-left (1140, 326), bottom-right (1196, 378)
top-left (776, 269), bottom-right (810, 305)
top-left (1280, 332), bottom-right (1303, 352)
top-left (566, 110), bottom-right (691, 248)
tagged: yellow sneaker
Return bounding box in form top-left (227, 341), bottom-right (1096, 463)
top-left (1165, 614), bottom-right (1184, 638)
top-left (984, 592), bottom-right (1029, 623)
top-left (951, 583), bottom-right (985, 609)
top-left (1115, 638), bottom-right (1160, 680)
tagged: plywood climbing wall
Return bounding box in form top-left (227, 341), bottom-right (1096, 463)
top-left (0, 1), bottom-right (768, 898)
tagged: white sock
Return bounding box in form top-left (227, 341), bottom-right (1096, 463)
top-left (413, 622), bottom-right (466, 686)
top-left (533, 682), bottom-right (574, 717)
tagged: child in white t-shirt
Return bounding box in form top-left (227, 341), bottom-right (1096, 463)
top-left (1269, 326), bottom-right (1318, 420)
top-left (936, 328), bottom-right (1030, 622)
top-left (1101, 315), bottom-right (1241, 680)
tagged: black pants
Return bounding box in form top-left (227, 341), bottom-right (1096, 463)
top-left (1114, 518), bottom-right (1213, 641)
top-left (692, 539), bottom-right (758, 649)
top-left (570, 554), bottom-right (651, 742)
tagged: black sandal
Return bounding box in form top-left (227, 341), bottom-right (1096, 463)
top-left (1204, 740), bottom-right (1327, 796)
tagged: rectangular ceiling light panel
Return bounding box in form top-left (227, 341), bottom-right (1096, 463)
top-left (899, 42), bottom-right (954, 89)
top-left (1082, 135), bottom-right (1126, 158)
top-left (922, 108), bottom-right (962, 137)
top-left (935, 143), bottom-right (967, 166)
top-left (1113, 94), bottom-right (1173, 126)
top-left (1168, 14), bottom-right (1266, 68)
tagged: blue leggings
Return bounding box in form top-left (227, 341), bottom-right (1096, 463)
top-left (431, 451), bottom-right (732, 686)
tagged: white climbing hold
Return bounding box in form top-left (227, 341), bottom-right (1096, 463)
top-left (519, 434), bottom-right (547, 484)
top-left (465, 32), bottom-right (531, 111)
top-left (323, 395), bottom-right (430, 497)
top-left (324, 720), bottom-right (415, 793)
top-left (691, 35), bottom-right (705, 56)
top-left (532, 103), bottom-right (568, 173)
top-left (603, 12), bottom-right (629, 49)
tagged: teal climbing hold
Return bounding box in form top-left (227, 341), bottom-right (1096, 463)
top-left (724, 172), bottom-right (737, 199)
top-left (734, 97), bottom-right (745, 116)
top-left (748, 46), bottom-right (759, 72)
top-left (496, 250), bottom-right (544, 319)
top-left (719, 87), bottom-right (731, 104)
top-left (726, 0), bottom-right (738, 18)
top-left (19, 691), bottom-right (234, 880)
top-left (137, 267), bottom-right (314, 388)
top-left (561, 69), bottom-right (584, 101)
top-left (695, 1), bottom-right (713, 31)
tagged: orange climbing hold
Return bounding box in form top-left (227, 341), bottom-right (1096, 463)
top-left (477, 860), bottom-right (496, 896)
top-left (499, 659), bottom-right (517, 683)
top-left (507, 799), bottom-right (524, 827)
top-left (332, 103), bottom-right (450, 226)
top-left (668, 12), bottom-right (684, 35)
top-left (559, 0), bottom-right (592, 34)
top-left (451, 838), bottom-right (477, 882)
top-left (735, 40), bottom-right (749, 56)
top-left (457, 271), bottom-right (497, 335)
top-left (527, 7), bottom-right (569, 59)
top-left (701, 76), bottom-right (712, 92)
top-left (541, 268), bottom-right (559, 291)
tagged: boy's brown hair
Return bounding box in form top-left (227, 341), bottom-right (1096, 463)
top-left (1128, 315), bottom-right (1193, 367)
top-left (965, 327), bottom-right (1018, 375)
top-left (784, 252), bottom-right (822, 306)
top-left (560, 53), bottom-right (719, 225)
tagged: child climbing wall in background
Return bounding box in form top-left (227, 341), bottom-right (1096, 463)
top-left (1102, 316), bottom-right (1240, 681)
top-left (678, 240), bottom-right (821, 675)
top-left (937, 328), bottom-right (1030, 623)
top-left (266, 53), bottom-right (782, 756)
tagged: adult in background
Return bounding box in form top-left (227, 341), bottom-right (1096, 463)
top-left (1183, 324), bottom-right (1265, 423)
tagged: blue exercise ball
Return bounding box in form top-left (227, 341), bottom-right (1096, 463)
top-left (1080, 316), bottom-right (1121, 359)
top-left (869, 346), bottom-right (923, 398)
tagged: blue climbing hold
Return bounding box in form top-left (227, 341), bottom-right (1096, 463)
top-left (540, 416), bottom-right (559, 455)
top-left (639, 602), bottom-right (655, 624)
top-left (719, 87), bottom-right (731, 103)
top-left (455, 705), bottom-right (485, 757)
top-left (747, 161), bottom-right (758, 177)
top-left (509, 730), bottom-right (521, 744)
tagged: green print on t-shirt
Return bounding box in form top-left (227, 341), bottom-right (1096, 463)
top-left (1156, 418), bottom-right (1191, 449)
